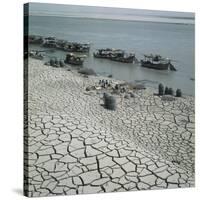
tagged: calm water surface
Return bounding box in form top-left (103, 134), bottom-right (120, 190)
top-left (29, 16), bottom-right (195, 95)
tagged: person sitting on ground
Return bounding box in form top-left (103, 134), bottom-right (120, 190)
top-left (121, 87), bottom-right (126, 93)
top-left (115, 84), bottom-right (119, 90)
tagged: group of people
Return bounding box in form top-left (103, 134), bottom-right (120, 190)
top-left (98, 79), bottom-right (127, 93)
top-left (98, 79), bottom-right (112, 88)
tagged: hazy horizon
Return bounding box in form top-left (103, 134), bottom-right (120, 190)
top-left (26, 2), bottom-right (195, 24)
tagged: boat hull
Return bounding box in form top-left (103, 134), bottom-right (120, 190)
top-left (30, 55), bottom-right (44, 60)
top-left (110, 56), bottom-right (134, 63)
top-left (141, 60), bottom-right (169, 70)
top-left (42, 43), bottom-right (57, 48)
top-left (64, 54), bottom-right (84, 66)
top-left (93, 53), bottom-right (111, 59)
top-left (65, 60), bottom-right (84, 65)
top-left (63, 48), bottom-right (89, 53)
top-left (94, 53), bottom-right (135, 63)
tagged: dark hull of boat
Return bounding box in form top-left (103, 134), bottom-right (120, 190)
top-left (110, 57), bottom-right (134, 63)
top-left (42, 43), bottom-right (57, 48)
top-left (42, 45), bottom-right (90, 53)
top-left (29, 40), bottom-right (43, 45)
top-left (94, 53), bottom-right (134, 63)
top-left (63, 48), bottom-right (90, 53)
top-left (66, 61), bottom-right (83, 65)
top-left (29, 55), bottom-right (44, 60)
top-left (93, 53), bottom-right (111, 59)
top-left (64, 60), bottom-right (84, 66)
top-left (141, 60), bottom-right (169, 70)
top-left (28, 36), bottom-right (43, 45)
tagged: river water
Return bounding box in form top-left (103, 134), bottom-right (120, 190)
top-left (28, 14), bottom-right (195, 95)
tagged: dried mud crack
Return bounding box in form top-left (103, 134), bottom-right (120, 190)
top-left (24, 59), bottom-right (195, 197)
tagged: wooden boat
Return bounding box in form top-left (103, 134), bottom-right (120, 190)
top-left (55, 39), bottom-right (68, 50)
top-left (28, 35), bottom-right (43, 44)
top-left (42, 37), bottom-right (57, 48)
top-left (94, 48), bottom-right (113, 58)
top-left (28, 35), bottom-right (90, 53)
top-left (64, 53), bottom-right (86, 65)
top-left (110, 53), bottom-right (136, 63)
top-left (63, 42), bottom-right (90, 53)
top-left (93, 48), bottom-right (137, 63)
top-left (93, 49), bottom-right (122, 59)
top-left (29, 50), bottom-right (45, 60)
top-left (141, 54), bottom-right (176, 71)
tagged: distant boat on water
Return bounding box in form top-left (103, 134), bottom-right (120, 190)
top-left (28, 35), bottom-right (90, 53)
top-left (64, 53), bottom-right (86, 65)
top-left (93, 48), bottom-right (138, 63)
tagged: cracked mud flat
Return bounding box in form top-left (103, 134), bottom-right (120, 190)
top-left (24, 58), bottom-right (195, 197)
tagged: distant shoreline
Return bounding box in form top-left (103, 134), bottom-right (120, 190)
top-left (27, 14), bottom-right (195, 26)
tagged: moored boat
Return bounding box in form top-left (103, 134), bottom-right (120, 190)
top-left (28, 35), bottom-right (90, 53)
top-left (93, 48), bottom-right (137, 63)
top-left (110, 53), bottom-right (136, 63)
top-left (29, 50), bottom-right (45, 60)
top-left (42, 37), bottom-right (57, 48)
top-left (64, 53), bottom-right (86, 66)
top-left (28, 35), bottom-right (43, 44)
top-left (94, 48), bottom-right (114, 58)
top-left (141, 54), bottom-right (176, 71)
top-left (63, 42), bottom-right (90, 53)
